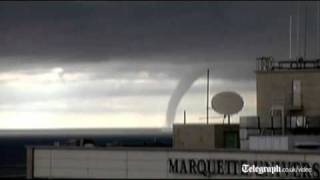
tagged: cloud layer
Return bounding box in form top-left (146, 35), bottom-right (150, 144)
top-left (0, 1), bottom-right (318, 130)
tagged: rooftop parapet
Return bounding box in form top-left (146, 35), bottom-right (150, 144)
top-left (256, 56), bottom-right (320, 72)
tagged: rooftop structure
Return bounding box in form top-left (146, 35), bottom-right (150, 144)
top-left (240, 56), bottom-right (320, 151)
top-left (256, 56), bottom-right (320, 72)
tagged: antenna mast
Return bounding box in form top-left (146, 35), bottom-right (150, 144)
top-left (317, 1), bottom-right (320, 57)
top-left (206, 69), bottom-right (209, 124)
top-left (296, 1), bottom-right (300, 57)
top-left (304, 5), bottom-right (308, 58)
top-left (289, 15), bottom-right (292, 59)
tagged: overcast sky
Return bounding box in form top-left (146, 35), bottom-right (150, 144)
top-left (0, 1), bottom-right (318, 132)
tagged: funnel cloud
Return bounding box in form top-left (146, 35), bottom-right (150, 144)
top-left (166, 66), bottom-right (212, 127)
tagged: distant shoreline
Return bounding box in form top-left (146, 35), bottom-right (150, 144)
top-left (0, 128), bottom-right (172, 136)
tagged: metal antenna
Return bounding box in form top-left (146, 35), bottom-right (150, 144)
top-left (316, 1), bottom-right (320, 58)
top-left (296, 1), bottom-right (300, 57)
top-left (289, 15), bottom-right (293, 59)
top-left (304, 5), bottom-right (308, 58)
top-left (206, 69), bottom-right (209, 124)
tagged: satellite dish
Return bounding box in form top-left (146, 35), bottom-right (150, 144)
top-left (211, 91), bottom-right (244, 115)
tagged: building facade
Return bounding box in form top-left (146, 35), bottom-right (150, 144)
top-left (256, 57), bottom-right (320, 129)
top-left (256, 70), bottom-right (320, 127)
top-left (27, 146), bottom-right (320, 179)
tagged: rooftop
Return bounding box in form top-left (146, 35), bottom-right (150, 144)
top-left (256, 56), bottom-right (320, 72)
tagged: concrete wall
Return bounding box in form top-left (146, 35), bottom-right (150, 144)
top-left (256, 70), bottom-right (320, 125)
top-left (249, 136), bottom-right (289, 151)
top-left (214, 124), bottom-right (239, 148)
top-left (173, 124), bottom-right (239, 150)
top-left (28, 147), bottom-right (320, 179)
top-left (173, 124), bottom-right (215, 150)
top-left (248, 135), bottom-right (320, 152)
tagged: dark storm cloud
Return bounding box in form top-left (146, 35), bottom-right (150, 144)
top-left (0, 1), bottom-right (318, 80)
top-left (0, 2), bottom-right (299, 59)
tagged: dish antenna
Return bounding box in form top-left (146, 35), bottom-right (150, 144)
top-left (211, 91), bottom-right (244, 124)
